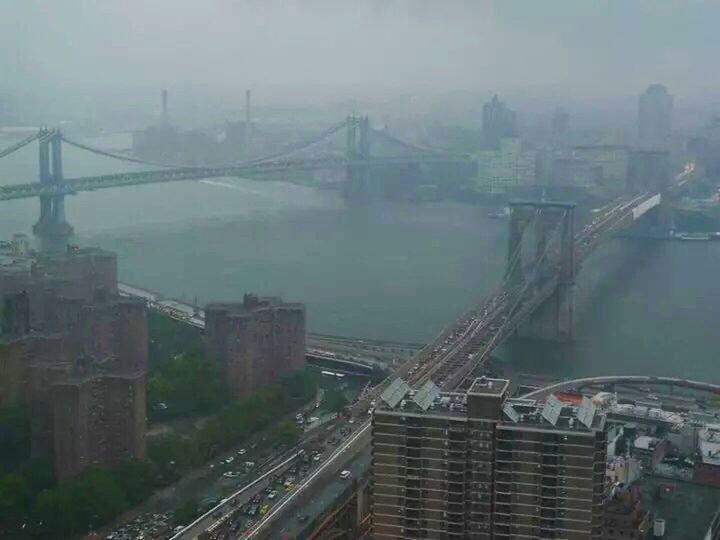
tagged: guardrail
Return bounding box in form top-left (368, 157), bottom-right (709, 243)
top-left (169, 449), bottom-right (304, 540)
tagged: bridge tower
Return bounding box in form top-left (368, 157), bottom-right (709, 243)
top-left (344, 115), bottom-right (370, 199)
top-left (508, 201), bottom-right (575, 342)
top-left (33, 129), bottom-right (74, 252)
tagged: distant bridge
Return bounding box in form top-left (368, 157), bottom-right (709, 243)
top-left (0, 118), bottom-right (473, 249)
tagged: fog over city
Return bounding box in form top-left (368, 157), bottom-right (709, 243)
top-left (3, 2), bottom-right (720, 539)
top-left (4, 0), bottom-right (719, 103)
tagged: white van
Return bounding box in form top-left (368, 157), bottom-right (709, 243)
top-left (340, 470), bottom-right (351, 480)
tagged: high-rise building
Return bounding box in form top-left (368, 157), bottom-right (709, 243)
top-left (0, 241), bottom-right (147, 482)
top-left (627, 150), bottom-right (670, 193)
top-left (551, 109), bottom-right (571, 150)
top-left (496, 396), bottom-right (607, 538)
top-left (638, 84), bottom-right (673, 149)
top-left (205, 294), bottom-right (305, 397)
top-left (477, 138), bottom-right (536, 194)
top-left (371, 377), bottom-right (608, 539)
top-left (482, 96), bottom-right (517, 151)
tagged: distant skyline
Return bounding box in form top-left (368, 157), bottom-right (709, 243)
top-left (2, 0), bottom-right (719, 104)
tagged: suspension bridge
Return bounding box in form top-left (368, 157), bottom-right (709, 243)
top-left (0, 115), bottom-right (697, 537)
top-left (200, 167), bottom-right (695, 538)
top-left (0, 117), bottom-right (471, 248)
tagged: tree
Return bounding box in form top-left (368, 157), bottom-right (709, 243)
top-left (34, 487), bottom-right (76, 536)
top-left (173, 499), bottom-right (199, 526)
top-left (0, 405), bottom-right (31, 467)
top-left (21, 459), bottom-right (55, 496)
top-left (66, 467), bottom-right (129, 532)
top-left (0, 473), bottom-right (31, 526)
top-left (325, 388), bottom-right (349, 414)
top-left (148, 350), bottom-right (228, 420)
top-left (271, 421), bottom-right (302, 445)
top-left (110, 459), bottom-right (158, 506)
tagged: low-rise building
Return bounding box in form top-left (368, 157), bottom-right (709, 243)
top-left (695, 426), bottom-right (720, 487)
top-left (632, 436), bottom-right (668, 471)
top-left (602, 483), bottom-right (652, 540)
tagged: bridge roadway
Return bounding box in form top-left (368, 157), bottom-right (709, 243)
top-left (230, 191), bottom-right (663, 538)
top-left (0, 155), bottom-right (470, 202)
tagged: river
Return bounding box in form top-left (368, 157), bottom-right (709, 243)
top-left (1, 133), bottom-right (718, 382)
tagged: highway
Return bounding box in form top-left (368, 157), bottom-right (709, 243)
top-left (182, 169), bottom-right (696, 538)
top-left (242, 424), bottom-right (370, 538)
top-left (169, 450), bottom-right (305, 540)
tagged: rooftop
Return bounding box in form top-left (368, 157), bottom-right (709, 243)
top-left (699, 427), bottom-right (720, 466)
top-left (500, 394), bottom-right (606, 433)
top-left (467, 376), bottom-right (509, 397)
top-left (207, 293), bottom-right (303, 315)
top-left (375, 377), bottom-right (471, 418)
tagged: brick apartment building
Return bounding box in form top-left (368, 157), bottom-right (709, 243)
top-left (0, 239), bottom-right (147, 481)
top-left (371, 377), bottom-right (608, 539)
top-left (205, 293), bottom-right (305, 396)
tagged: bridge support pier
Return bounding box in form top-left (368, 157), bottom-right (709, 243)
top-left (33, 130), bottom-right (73, 252)
top-left (510, 202), bottom-right (575, 343)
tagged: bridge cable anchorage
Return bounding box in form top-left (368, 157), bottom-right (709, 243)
top-left (59, 119), bottom-right (350, 170)
top-left (0, 130), bottom-right (46, 161)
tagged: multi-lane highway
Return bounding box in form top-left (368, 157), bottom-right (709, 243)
top-left (186, 173), bottom-right (695, 538)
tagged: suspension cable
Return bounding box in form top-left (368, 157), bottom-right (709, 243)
top-left (0, 131), bottom-right (43, 160)
top-left (59, 118), bottom-right (350, 170)
top-left (59, 136), bottom-right (185, 168)
top-left (369, 128), bottom-right (469, 158)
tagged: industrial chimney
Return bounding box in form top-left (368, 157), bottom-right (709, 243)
top-left (245, 89), bottom-right (252, 155)
top-left (161, 89), bottom-right (168, 124)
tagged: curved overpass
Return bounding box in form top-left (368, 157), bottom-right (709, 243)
top-left (521, 375), bottom-right (720, 400)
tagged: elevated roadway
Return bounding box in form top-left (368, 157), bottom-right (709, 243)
top-left (521, 375), bottom-right (720, 401)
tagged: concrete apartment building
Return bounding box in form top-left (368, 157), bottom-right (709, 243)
top-left (205, 293), bottom-right (305, 396)
top-left (371, 377), bottom-right (608, 539)
top-left (0, 238), bottom-right (147, 481)
top-left (638, 84), bottom-right (673, 150)
top-left (477, 138), bottom-right (537, 194)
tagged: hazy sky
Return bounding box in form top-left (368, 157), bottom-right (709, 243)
top-left (2, 0), bottom-right (717, 101)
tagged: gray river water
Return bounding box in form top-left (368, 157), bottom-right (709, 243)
top-left (1, 134), bottom-right (718, 381)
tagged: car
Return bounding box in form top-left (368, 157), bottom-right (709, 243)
top-left (238, 448), bottom-right (247, 455)
top-left (340, 470), bottom-right (351, 479)
top-left (313, 454), bottom-right (321, 462)
top-left (225, 456), bottom-right (234, 464)
top-left (298, 514), bottom-right (309, 523)
top-left (268, 490), bottom-right (278, 500)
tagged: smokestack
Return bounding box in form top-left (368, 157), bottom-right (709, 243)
top-left (161, 89), bottom-right (168, 124)
top-left (245, 89), bottom-right (252, 155)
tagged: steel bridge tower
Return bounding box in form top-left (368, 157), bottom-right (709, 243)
top-left (507, 201), bottom-right (575, 342)
top-left (33, 129), bottom-right (73, 252)
top-left (344, 115), bottom-right (370, 199)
